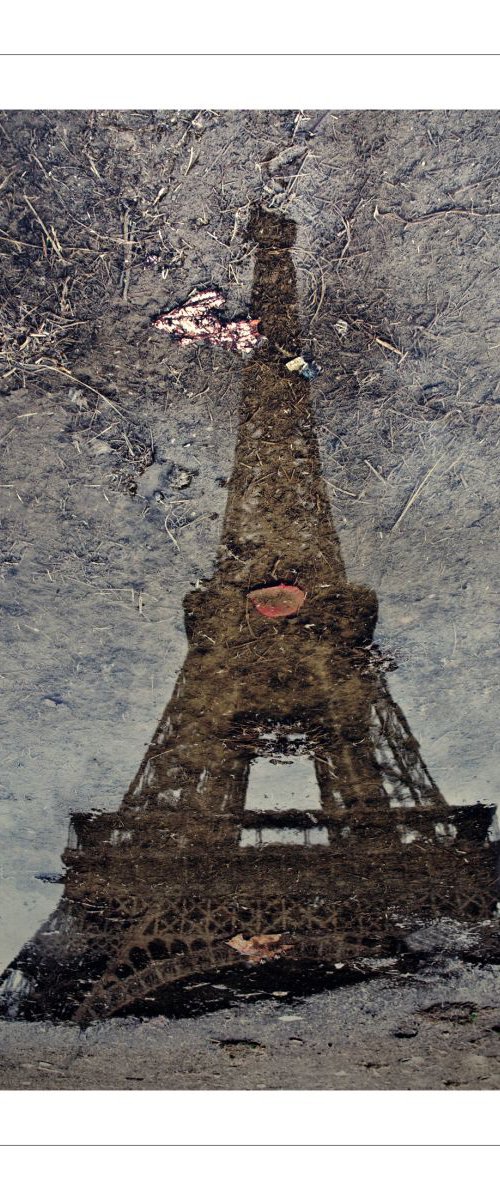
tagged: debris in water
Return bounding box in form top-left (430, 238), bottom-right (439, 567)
top-left (227, 933), bottom-right (293, 964)
top-left (286, 355), bottom-right (322, 380)
top-left (248, 583), bottom-right (306, 619)
top-left (299, 360), bottom-right (322, 381)
top-left (169, 466), bottom-right (192, 490)
top-left (153, 289), bottom-right (261, 355)
top-left (286, 355), bottom-right (307, 373)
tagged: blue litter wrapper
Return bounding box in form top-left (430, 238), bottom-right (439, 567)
top-left (299, 360), bottom-right (322, 380)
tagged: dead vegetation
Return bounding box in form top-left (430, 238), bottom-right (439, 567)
top-left (0, 111), bottom-right (224, 405)
top-left (2, 109), bottom-right (500, 547)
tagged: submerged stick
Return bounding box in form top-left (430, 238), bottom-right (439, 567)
top-left (391, 450), bottom-right (447, 532)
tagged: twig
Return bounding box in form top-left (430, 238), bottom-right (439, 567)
top-left (374, 336), bottom-right (405, 358)
top-left (0, 229), bottom-right (106, 257)
top-left (183, 146), bottom-right (198, 176)
top-left (391, 451), bottom-right (447, 532)
top-left (164, 518), bottom-right (180, 552)
top-left (364, 459), bottom-right (390, 486)
top-left (337, 216), bottom-right (352, 268)
top-left (327, 482), bottom-right (359, 498)
top-left (23, 194), bottom-right (64, 262)
top-left (152, 186), bottom-right (168, 207)
top-left (174, 110), bottom-right (204, 150)
top-left (378, 205), bottom-right (500, 226)
top-left (0, 169), bottom-right (15, 192)
top-left (120, 207), bottom-right (133, 304)
top-left (245, 595), bottom-right (256, 640)
top-left (284, 149), bottom-right (310, 198)
top-left (202, 138), bottom-right (235, 177)
top-left (310, 264), bottom-right (326, 325)
top-left (30, 364), bottom-right (130, 420)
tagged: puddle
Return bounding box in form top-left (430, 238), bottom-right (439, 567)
top-left (1, 205), bottom-right (498, 1026)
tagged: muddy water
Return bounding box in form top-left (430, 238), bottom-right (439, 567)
top-left (1, 206), bottom-right (498, 1026)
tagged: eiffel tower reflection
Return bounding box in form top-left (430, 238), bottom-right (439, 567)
top-left (1, 207), bottom-right (497, 1023)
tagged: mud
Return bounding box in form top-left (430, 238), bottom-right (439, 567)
top-left (1, 109), bottom-right (499, 1088)
top-left (1, 961), bottom-right (499, 1090)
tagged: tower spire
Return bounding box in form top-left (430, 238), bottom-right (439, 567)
top-left (219, 205), bottom-right (346, 587)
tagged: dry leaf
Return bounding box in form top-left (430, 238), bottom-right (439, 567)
top-left (227, 932), bottom-right (293, 964)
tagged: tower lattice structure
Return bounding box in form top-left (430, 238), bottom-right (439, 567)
top-left (1, 208), bottom-right (497, 1023)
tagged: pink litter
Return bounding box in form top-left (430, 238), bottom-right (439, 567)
top-left (153, 288), bottom-right (262, 355)
top-left (248, 584), bottom-right (306, 620)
